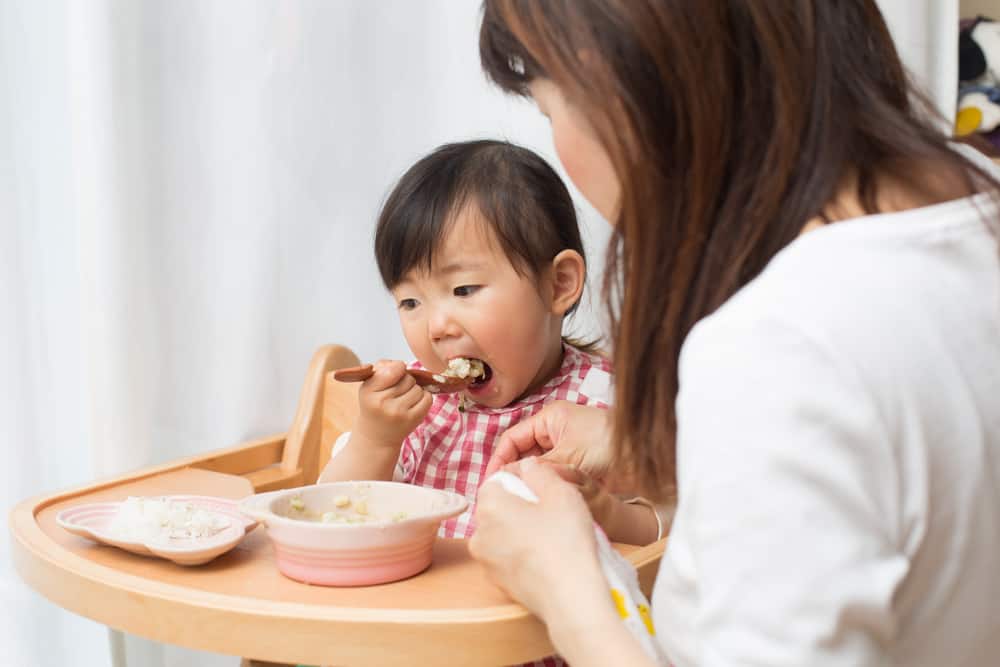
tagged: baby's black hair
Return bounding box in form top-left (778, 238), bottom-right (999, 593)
top-left (375, 140), bottom-right (588, 320)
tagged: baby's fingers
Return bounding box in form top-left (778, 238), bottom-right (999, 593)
top-left (365, 359), bottom-right (410, 391)
top-left (403, 384), bottom-right (433, 416)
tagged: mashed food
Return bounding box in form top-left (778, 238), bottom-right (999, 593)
top-left (107, 497), bottom-right (231, 542)
top-left (433, 357), bottom-right (485, 383)
top-left (286, 489), bottom-right (408, 524)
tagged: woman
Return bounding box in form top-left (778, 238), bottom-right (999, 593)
top-left (469, 2), bottom-right (1000, 666)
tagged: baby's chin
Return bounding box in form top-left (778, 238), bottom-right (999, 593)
top-left (466, 377), bottom-right (517, 409)
top-left (468, 378), bottom-right (542, 410)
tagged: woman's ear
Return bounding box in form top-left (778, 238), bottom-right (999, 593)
top-left (549, 249), bottom-right (586, 316)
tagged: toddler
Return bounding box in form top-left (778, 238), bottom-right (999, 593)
top-left (319, 140), bottom-right (662, 545)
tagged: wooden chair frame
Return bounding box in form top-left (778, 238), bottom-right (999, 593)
top-left (191, 344), bottom-right (361, 492)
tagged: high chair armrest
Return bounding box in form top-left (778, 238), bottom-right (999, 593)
top-left (190, 434), bottom-right (286, 476)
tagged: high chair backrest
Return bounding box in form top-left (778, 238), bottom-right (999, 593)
top-left (279, 344), bottom-right (362, 487)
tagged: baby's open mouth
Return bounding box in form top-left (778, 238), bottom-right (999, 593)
top-left (470, 360), bottom-right (493, 386)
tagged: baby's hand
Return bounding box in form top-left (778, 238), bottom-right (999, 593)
top-left (354, 360), bottom-right (433, 448)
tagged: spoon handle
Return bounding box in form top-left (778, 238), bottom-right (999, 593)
top-left (332, 364), bottom-right (375, 382)
top-left (333, 364), bottom-right (470, 393)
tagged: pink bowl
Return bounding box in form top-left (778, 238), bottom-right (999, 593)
top-left (238, 482), bottom-right (467, 586)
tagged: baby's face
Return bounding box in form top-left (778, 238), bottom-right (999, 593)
top-left (391, 209), bottom-right (565, 408)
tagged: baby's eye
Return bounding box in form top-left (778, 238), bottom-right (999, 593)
top-left (398, 298), bottom-right (419, 311)
top-left (453, 285), bottom-right (480, 297)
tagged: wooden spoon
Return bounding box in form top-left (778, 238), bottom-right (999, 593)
top-left (333, 364), bottom-right (472, 394)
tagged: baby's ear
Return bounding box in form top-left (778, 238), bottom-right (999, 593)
top-left (549, 249), bottom-right (586, 316)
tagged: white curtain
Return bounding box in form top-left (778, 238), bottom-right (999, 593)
top-left (0, 2), bottom-right (608, 665)
top-left (879, 0), bottom-right (960, 124)
top-left (0, 2), bottom-right (954, 666)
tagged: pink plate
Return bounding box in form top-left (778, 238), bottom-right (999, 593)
top-left (56, 495), bottom-right (258, 566)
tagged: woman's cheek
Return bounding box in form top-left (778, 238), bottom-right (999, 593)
top-left (552, 117), bottom-right (618, 222)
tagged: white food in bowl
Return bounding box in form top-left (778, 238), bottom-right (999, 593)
top-left (284, 489), bottom-right (395, 524)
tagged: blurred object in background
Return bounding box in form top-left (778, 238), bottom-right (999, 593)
top-left (957, 15), bottom-right (1000, 154)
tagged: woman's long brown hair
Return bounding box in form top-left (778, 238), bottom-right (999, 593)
top-left (480, 1), bottom-right (1000, 501)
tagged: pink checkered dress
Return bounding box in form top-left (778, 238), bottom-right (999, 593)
top-left (395, 345), bottom-right (611, 667)
top-left (395, 345), bottom-right (612, 538)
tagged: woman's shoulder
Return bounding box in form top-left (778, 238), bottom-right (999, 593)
top-left (680, 193), bottom-right (1000, 452)
top-left (695, 193), bottom-right (998, 356)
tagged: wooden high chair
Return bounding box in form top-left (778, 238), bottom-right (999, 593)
top-left (10, 344), bottom-right (666, 666)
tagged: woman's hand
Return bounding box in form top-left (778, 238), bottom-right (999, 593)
top-left (469, 458), bottom-right (607, 622)
top-left (485, 401), bottom-right (614, 479)
top-left (354, 359), bottom-right (433, 448)
top-left (545, 462), bottom-right (662, 545)
top-left (544, 462), bottom-right (617, 532)
top-left (472, 459), bottom-right (660, 667)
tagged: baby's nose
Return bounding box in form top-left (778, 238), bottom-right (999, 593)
top-left (428, 309), bottom-right (462, 341)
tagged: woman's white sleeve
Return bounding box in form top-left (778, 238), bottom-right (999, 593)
top-left (675, 316), bottom-right (905, 666)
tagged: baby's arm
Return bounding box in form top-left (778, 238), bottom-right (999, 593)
top-left (318, 431), bottom-right (403, 482)
top-left (318, 360), bottom-right (431, 483)
top-left (604, 497), bottom-right (673, 545)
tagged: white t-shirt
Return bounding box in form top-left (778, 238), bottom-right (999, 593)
top-left (654, 158), bottom-right (1000, 665)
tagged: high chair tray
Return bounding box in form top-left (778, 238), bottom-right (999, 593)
top-left (11, 463), bottom-right (665, 666)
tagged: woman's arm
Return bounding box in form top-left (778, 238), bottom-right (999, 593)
top-left (485, 401), bottom-right (614, 477)
top-left (470, 460), bottom-right (661, 667)
top-left (548, 598), bottom-right (658, 667)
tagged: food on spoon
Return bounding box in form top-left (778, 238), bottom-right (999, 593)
top-left (432, 357), bottom-right (485, 384)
